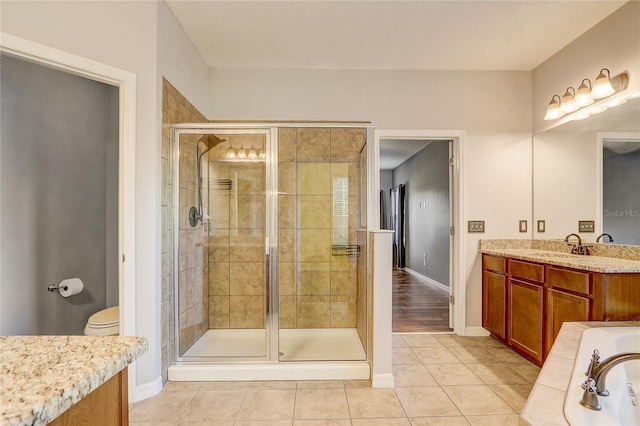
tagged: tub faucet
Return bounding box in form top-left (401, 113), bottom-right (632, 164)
top-left (564, 233), bottom-right (591, 255)
top-left (580, 349), bottom-right (640, 410)
top-left (596, 233), bottom-right (614, 243)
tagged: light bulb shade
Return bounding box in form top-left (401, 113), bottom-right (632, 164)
top-left (237, 146), bottom-right (247, 159)
top-left (248, 145), bottom-right (258, 159)
top-left (575, 79), bottom-right (594, 107)
top-left (259, 148), bottom-right (266, 159)
top-left (561, 87), bottom-right (579, 113)
top-left (592, 68), bottom-right (615, 99)
top-left (544, 95), bottom-right (565, 120)
top-left (226, 147), bottom-right (236, 159)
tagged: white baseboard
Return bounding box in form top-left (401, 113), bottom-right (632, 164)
top-left (464, 326), bottom-right (490, 337)
top-left (404, 268), bottom-right (450, 293)
top-left (372, 373), bottom-right (395, 388)
top-left (132, 376), bottom-right (163, 402)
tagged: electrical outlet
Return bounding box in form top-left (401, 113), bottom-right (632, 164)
top-left (468, 220), bottom-right (485, 233)
top-left (579, 220), bottom-right (595, 233)
top-left (537, 220), bottom-right (546, 233)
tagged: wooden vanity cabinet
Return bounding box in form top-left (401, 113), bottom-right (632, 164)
top-left (50, 368), bottom-right (128, 426)
top-left (545, 267), bottom-right (591, 354)
top-left (482, 253), bottom-right (640, 366)
top-left (482, 255), bottom-right (507, 339)
top-left (507, 260), bottom-right (545, 364)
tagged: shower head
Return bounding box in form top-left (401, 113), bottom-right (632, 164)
top-left (198, 134), bottom-right (226, 150)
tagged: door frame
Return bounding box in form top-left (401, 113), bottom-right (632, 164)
top-left (372, 130), bottom-right (465, 335)
top-left (0, 33), bottom-right (137, 391)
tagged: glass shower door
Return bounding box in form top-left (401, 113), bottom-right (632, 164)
top-left (175, 128), bottom-right (271, 360)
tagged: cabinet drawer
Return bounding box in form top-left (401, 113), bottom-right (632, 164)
top-left (509, 259), bottom-right (544, 284)
top-left (547, 267), bottom-right (590, 295)
top-left (483, 255), bottom-right (506, 274)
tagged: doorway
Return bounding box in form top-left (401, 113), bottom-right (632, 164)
top-left (374, 130), bottom-right (465, 335)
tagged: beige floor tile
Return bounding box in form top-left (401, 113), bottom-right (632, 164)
top-left (393, 335), bottom-right (409, 347)
top-left (294, 388), bottom-right (350, 420)
top-left (485, 346), bottom-right (530, 363)
top-left (400, 334), bottom-right (443, 348)
top-left (506, 362), bottom-right (541, 383)
top-left (395, 387), bottom-right (461, 417)
top-left (448, 346), bottom-right (497, 363)
top-left (130, 423), bottom-right (175, 426)
top-left (297, 380), bottom-right (345, 389)
top-left (409, 416), bottom-right (470, 425)
top-left (235, 421), bottom-right (293, 426)
top-left (473, 336), bottom-right (506, 348)
top-left (294, 420), bottom-right (351, 425)
top-left (344, 379), bottom-right (372, 388)
top-left (425, 364), bottom-right (483, 386)
top-left (178, 390), bottom-right (246, 422)
top-left (176, 422), bottom-right (234, 426)
top-left (351, 418), bottom-right (411, 425)
top-left (434, 335), bottom-right (481, 347)
top-left (412, 347), bottom-right (461, 364)
top-left (249, 380), bottom-right (298, 389)
top-left (163, 381), bottom-right (203, 391)
top-left (489, 383), bottom-right (533, 413)
top-left (393, 364), bottom-right (438, 387)
top-left (393, 347), bottom-right (422, 364)
top-left (129, 390), bottom-right (196, 423)
top-left (442, 385), bottom-right (515, 416)
top-left (464, 414), bottom-right (521, 425)
top-left (346, 388), bottom-right (406, 418)
top-left (199, 381), bottom-right (251, 390)
top-left (466, 363), bottom-right (529, 385)
top-left (238, 389), bottom-right (296, 421)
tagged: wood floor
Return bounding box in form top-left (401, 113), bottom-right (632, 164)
top-left (392, 269), bottom-right (452, 332)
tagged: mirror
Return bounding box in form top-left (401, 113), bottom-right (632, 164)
top-left (533, 96), bottom-right (640, 244)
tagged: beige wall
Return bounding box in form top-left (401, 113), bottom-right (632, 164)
top-left (207, 68), bottom-right (533, 331)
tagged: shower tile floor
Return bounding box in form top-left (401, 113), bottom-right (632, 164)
top-left (183, 328), bottom-right (366, 361)
top-left (130, 334), bottom-right (540, 425)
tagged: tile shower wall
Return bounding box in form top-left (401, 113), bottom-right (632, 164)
top-left (278, 127), bottom-right (366, 329)
top-left (161, 79), bottom-right (208, 381)
top-left (206, 134), bottom-right (267, 329)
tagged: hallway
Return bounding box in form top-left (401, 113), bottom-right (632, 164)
top-left (393, 269), bottom-right (452, 333)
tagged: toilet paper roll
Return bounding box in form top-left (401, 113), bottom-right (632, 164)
top-left (58, 278), bottom-right (84, 298)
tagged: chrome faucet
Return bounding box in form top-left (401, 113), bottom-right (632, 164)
top-left (596, 233), bottom-right (614, 243)
top-left (564, 233), bottom-right (591, 255)
top-left (580, 349), bottom-right (640, 410)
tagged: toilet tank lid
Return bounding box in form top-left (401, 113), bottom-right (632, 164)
top-left (88, 306), bottom-right (119, 325)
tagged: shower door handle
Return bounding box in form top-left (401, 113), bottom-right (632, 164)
top-left (265, 253), bottom-right (270, 315)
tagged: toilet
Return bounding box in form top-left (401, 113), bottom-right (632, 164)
top-left (84, 306), bottom-right (120, 336)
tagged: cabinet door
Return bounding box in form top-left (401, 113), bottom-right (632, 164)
top-left (546, 289), bottom-right (590, 354)
top-left (508, 278), bottom-right (544, 364)
top-left (483, 270), bottom-right (506, 339)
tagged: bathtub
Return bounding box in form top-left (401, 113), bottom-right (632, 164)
top-left (564, 327), bottom-right (640, 426)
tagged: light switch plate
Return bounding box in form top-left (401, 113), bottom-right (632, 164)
top-left (537, 220), bottom-right (546, 233)
top-left (468, 220), bottom-right (485, 233)
top-left (519, 220), bottom-right (527, 233)
top-left (579, 220), bottom-right (595, 233)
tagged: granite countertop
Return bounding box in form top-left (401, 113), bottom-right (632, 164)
top-left (519, 321), bottom-right (639, 425)
top-left (478, 239), bottom-right (640, 273)
top-left (0, 335), bottom-right (148, 426)
top-left (479, 247), bottom-right (640, 273)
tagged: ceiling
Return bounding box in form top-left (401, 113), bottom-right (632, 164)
top-left (166, 0), bottom-right (625, 71)
top-left (166, 0), bottom-right (627, 169)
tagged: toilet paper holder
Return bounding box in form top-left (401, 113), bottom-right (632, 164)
top-left (47, 283), bottom-right (68, 292)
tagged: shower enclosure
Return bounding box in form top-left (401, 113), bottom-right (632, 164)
top-left (170, 124), bottom-right (370, 380)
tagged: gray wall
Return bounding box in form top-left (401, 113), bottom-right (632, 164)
top-left (603, 147), bottom-right (640, 245)
top-left (379, 170), bottom-right (393, 229)
top-left (392, 141), bottom-right (450, 286)
top-left (0, 54), bottom-right (119, 334)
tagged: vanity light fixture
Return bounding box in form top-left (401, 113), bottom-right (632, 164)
top-left (225, 143), bottom-right (266, 161)
top-left (544, 69), bottom-right (629, 121)
top-left (237, 146), bottom-right (247, 159)
top-left (561, 87), bottom-right (580, 113)
top-left (575, 79), bottom-right (595, 107)
top-left (544, 95), bottom-right (565, 120)
top-left (248, 145), bottom-right (258, 159)
top-left (225, 147), bottom-right (236, 159)
top-left (591, 68), bottom-right (616, 99)
top-left (259, 148), bottom-right (266, 159)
